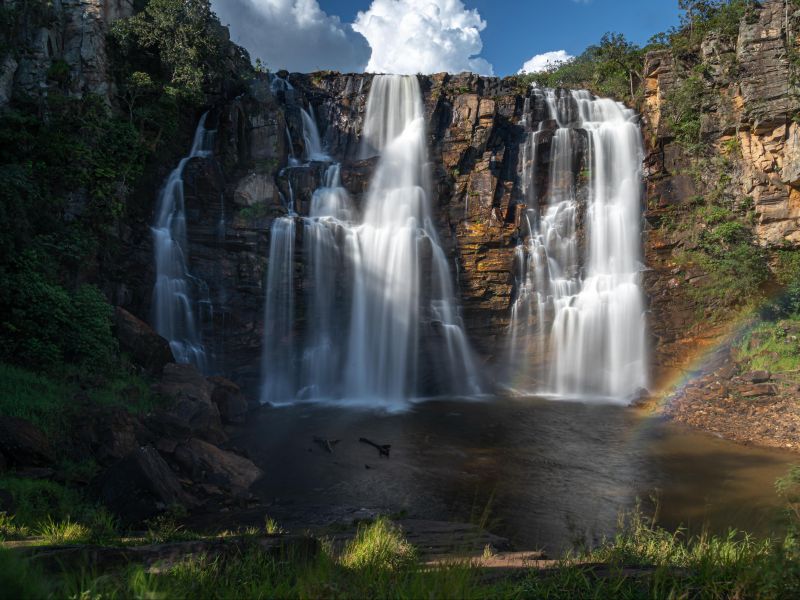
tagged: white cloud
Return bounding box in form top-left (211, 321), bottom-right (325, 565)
top-left (352, 0), bottom-right (493, 75)
top-left (518, 50), bottom-right (574, 74)
top-left (211, 0), bottom-right (371, 73)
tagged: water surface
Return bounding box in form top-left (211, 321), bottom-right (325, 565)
top-left (235, 396), bottom-right (796, 553)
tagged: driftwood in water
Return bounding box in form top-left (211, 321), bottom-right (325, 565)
top-left (313, 437), bottom-right (340, 453)
top-left (359, 437), bottom-right (391, 457)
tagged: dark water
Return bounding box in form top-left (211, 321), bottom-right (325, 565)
top-left (234, 396), bottom-right (797, 553)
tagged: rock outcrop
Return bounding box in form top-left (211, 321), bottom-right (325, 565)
top-left (640, 0), bottom-right (799, 387)
top-left (3, 0), bottom-right (134, 106)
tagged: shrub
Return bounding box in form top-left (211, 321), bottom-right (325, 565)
top-left (0, 477), bottom-right (84, 528)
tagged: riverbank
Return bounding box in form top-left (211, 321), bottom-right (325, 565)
top-left (660, 318), bottom-right (800, 454)
top-left (2, 510), bottom-right (799, 599)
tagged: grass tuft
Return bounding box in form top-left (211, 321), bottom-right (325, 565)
top-left (36, 516), bottom-right (90, 545)
top-left (340, 517), bottom-right (417, 572)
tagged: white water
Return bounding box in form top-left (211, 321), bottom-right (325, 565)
top-left (151, 113), bottom-right (214, 370)
top-left (509, 89), bottom-right (647, 401)
top-left (260, 75), bottom-right (479, 405)
top-left (300, 107), bottom-right (329, 161)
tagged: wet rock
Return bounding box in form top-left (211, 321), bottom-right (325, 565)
top-left (0, 417), bottom-right (54, 468)
top-left (173, 438), bottom-right (262, 491)
top-left (208, 376), bottom-right (249, 424)
top-left (94, 445), bottom-right (195, 523)
top-left (114, 307), bottom-right (174, 375)
top-left (151, 364), bottom-right (226, 444)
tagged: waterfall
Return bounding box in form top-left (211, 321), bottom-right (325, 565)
top-left (509, 89), bottom-right (647, 401)
top-left (300, 107), bottom-right (329, 161)
top-left (261, 217), bottom-right (296, 403)
top-left (260, 75), bottom-right (479, 406)
top-left (151, 113), bottom-right (214, 371)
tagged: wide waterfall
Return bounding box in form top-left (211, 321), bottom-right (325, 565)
top-left (151, 113), bottom-right (214, 370)
top-left (260, 75), bottom-right (479, 406)
top-left (509, 88), bottom-right (647, 401)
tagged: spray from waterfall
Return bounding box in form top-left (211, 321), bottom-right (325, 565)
top-left (151, 113), bottom-right (215, 371)
top-left (509, 88), bottom-right (647, 401)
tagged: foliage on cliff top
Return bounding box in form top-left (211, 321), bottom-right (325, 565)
top-left (110, 0), bottom-right (251, 106)
top-left (515, 1), bottom-right (752, 105)
top-left (518, 33), bottom-right (644, 103)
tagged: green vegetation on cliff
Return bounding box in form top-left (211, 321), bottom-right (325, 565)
top-left (0, 0), bottom-right (247, 381)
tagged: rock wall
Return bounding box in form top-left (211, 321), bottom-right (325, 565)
top-left (1, 0), bottom-right (134, 106)
top-left (641, 0), bottom-right (800, 387)
top-left (176, 73), bottom-right (607, 392)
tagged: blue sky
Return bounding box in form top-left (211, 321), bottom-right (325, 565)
top-left (322, 0), bottom-right (682, 75)
top-left (213, 0), bottom-right (683, 76)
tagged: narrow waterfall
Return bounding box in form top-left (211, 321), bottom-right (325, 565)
top-left (300, 107), bottom-right (329, 161)
top-left (260, 75), bottom-right (479, 406)
top-left (151, 113), bottom-right (214, 370)
top-left (261, 217), bottom-right (296, 402)
top-left (509, 89), bottom-right (647, 401)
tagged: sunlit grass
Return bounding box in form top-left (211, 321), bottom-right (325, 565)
top-left (36, 517), bottom-right (90, 545)
top-left (736, 319), bottom-right (800, 377)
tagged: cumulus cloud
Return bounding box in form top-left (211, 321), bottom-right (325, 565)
top-left (211, 0), bottom-right (371, 73)
top-left (518, 50), bottom-right (574, 74)
top-left (353, 0), bottom-right (493, 75)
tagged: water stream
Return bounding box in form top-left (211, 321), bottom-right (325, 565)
top-left (509, 88), bottom-right (647, 401)
top-left (151, 113), bottom-right (215, 371)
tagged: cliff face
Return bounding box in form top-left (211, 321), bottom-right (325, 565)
top-left (6, 0), bottom-right (796, 399)
top-left (176, 73), bottom-right (527, 388)
top-left (175, 72), bottom-right (624, 392)
top-left (1, 0), bottom-right (134, 106)
top-left (641, 0), bottom-right (800, 386)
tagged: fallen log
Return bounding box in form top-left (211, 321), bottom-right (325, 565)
top-left (359, 437), bottom-right (391, 457)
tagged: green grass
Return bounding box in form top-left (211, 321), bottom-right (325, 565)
top-left (0, 512), bottom-right (29, 541)
top-left (0, 477), bottom-right (84, 528)
top-left (340, 517), bottom-right (417, 572)
top-left (0, 363), bottom-right (70, 434)
top-left (35, 517), bottom-right (90, 545)
top-left (87, 369), bottom-right (163, 415)
top-left (0, 362), bottom-right (163, 439)
top-left (735, 319), bottom-right (800, 376)
top-left (1, 510), bottom-right (798, 599)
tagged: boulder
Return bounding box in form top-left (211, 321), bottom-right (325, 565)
top-left (0, 417), bottom-right (54, 468)
top-left (208, 376), bottom-right (249, 424)
top-left (746, 370), bottom-right (771, 384)
top-left (94, 445), bottom-right (194, 523)
top-left (151, 364), bottom-right (226, 444)
top-left (94, 408), bottom-right (141, 465)
top-left (740, 383), bottom-right (778, 398)
top-left (114, 307), bottom-right (174, 375)
top-left (173, 438), bottom-right (262, 491)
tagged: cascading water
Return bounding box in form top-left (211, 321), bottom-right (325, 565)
top-left (260, 75), bottom-right (479, 406)
top-left (509, 88), bottom-right (647, 401)
top-left (151, 113), bottom-right (215, 370)
top-left (300, 106), bottom-right (329, 161)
